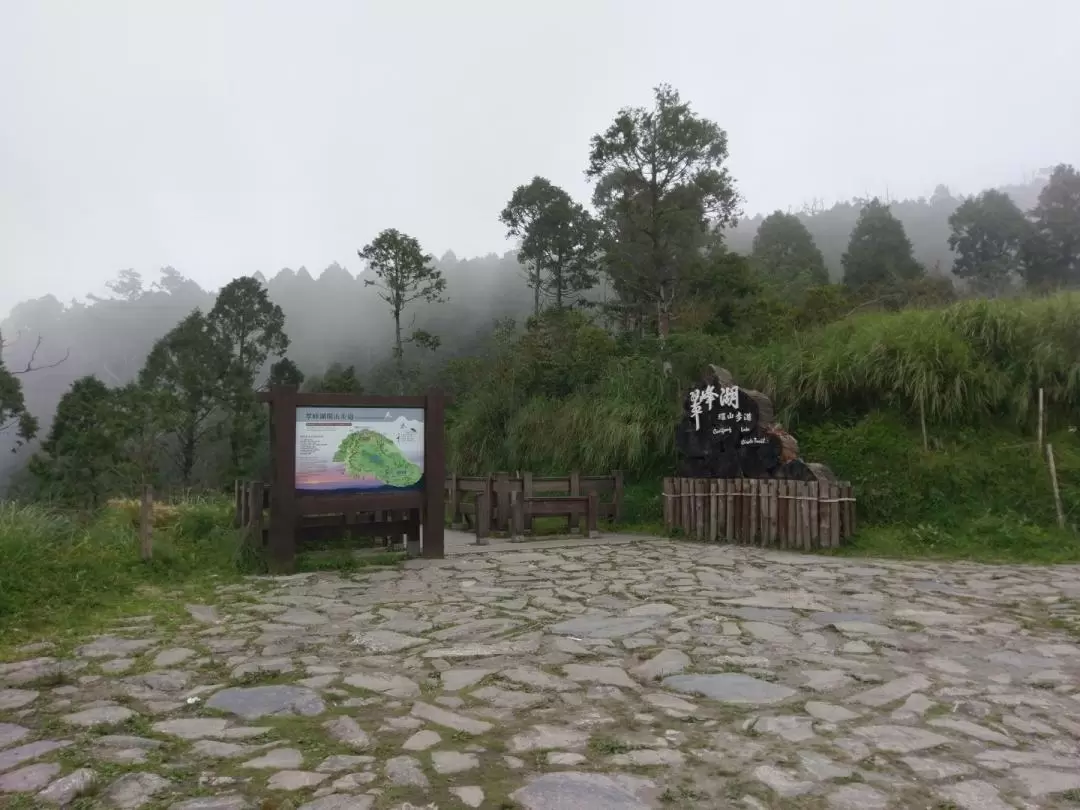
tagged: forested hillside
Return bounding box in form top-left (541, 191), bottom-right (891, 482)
top-left (723, 173), bottom-right (1052, 280)
top-left (2, 84), bottom-right (1079, 543)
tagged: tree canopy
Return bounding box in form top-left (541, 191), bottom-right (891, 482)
top-left (587, 83), bottom-right (740, 338)
top-left (750, 211), bottom-right (828, 299)
top-left (842, 199), bottom-right (924, 294)
top-left (500, 177), bottom-right (600, 314)
top-left (947, 189), bottom-right (1029, 296)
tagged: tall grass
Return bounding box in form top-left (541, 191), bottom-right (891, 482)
top-left (0, 497), bottom-right (254, 641)
top-left (451, 292), bottom-right (1080, 475)
top-left (734, 293), bottom-right (1080, 428)
top-left (446, 292), bottom-right (1080, 559)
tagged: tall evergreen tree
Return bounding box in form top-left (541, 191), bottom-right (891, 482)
top-left (359, 229), bottom-right (447, 394)
top-left (947, 189), bottom-right (1029, 296)
top-left (842, 199), bottom-right (923, 294)
top-left (29, 376), bottom-right (122, 506)
top-left (1023, 163), bottom-right (1080, 289)
top-left (500, 177), bottom-right (600, 314)
top-left (750, 211), bottom-right (829, 298)
top-left (207, 277), bottom-right (289, 476)
top-left (587, 84), bottom-right (740, 338)
top-left (139, 310), bottom-right (225, 485)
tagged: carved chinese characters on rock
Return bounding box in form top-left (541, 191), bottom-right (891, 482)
top-left (676, 372), bottom-right (785, 479)
top-left (675, 366), bottom-right (837, 481)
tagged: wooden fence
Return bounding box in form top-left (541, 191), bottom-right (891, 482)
top-left (446, 471), bottom-right (623, 533)
top-left (234, 479), bottom-right (417, 551)
top-left (663, 477), bottom-right (856, 549)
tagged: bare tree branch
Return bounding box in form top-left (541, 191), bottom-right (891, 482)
top-left (7, 335), bottom-right (70, 375)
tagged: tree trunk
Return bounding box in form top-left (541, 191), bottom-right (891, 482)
top-left (555, 268), bottom-right (563, 310)
top-left (180, 422), bottom-right (196, 487)
top-left (139, 483), bottom-right (153, 561)
top-left (533, 272), bottom-right (541, 317)
top-left (393, 307), bottom-right (404, 395)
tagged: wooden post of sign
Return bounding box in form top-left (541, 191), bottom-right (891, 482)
top-left (423, 390), bottom-right (447, 558)
top-left (268, 385), bottom-right (299, 573)
top-left (406, 511), bottom-right (421, 557)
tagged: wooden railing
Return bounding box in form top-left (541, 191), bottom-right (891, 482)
top-left (663, 477), bottom-right (855, 549)
top-left (446, 471), bottom-right (623, 533)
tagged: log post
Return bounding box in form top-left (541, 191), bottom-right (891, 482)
top-left (233, 479), bottom-right (243, 528)
top-left (494, 471), bottom-right (510, 532)
top-left (1047, 443), bottom-right (1066, 530)
top-left (475, 491), bottom-right (491, 545)
top-left (612, 470), bottom-right (624, 523)
top-left (510, 491), bottom-right (524, 541)
top-left (139, 484), bottom-right (154, 561)
top-left (1038, 388), bottom-right (1045, 449)
top-left (422, 389), bottom-right (447, 558)
top-left (448, 473), bottom-right (460, 528)
top-left (249, 481), bottom-right (264, 549)
top-left (568, 470), bottom-right (581, 533)
top-left (522, 471), bottom-right (534, 533)
top-left (587, 490), bottom-right (599, 536)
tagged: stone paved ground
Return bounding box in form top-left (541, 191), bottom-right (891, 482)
top-left (3, 540), bottom-right (1080, 809)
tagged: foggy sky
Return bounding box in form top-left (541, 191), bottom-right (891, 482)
top-left (2, 0), bottom-right (1078, 317)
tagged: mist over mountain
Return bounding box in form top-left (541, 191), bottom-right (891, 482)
top-left (723, 170), bottom-right (1052, 280)
top-left (0, 250), bottom-right (538, 488)
top-left (0, 168), bottom-right (1057, 492)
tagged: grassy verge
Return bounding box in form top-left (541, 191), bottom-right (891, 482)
top-left (0, 497), bottom-right (256, 647)
top-left (618, 412), bottom-right (1080, 564)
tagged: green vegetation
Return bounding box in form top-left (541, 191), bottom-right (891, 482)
top-left (0, 497), bottom-right (250, 644)
top-left (333, 429), bottom-right (422, 486)
top-left (4, 82), bottom-right (1080, 642)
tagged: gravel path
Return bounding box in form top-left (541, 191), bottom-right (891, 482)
top-left (2, 540), bottom-right (1080, 809)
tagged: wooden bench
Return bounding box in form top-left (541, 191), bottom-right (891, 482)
top-left (474, 490), bottom-right (599, 541)
top-left (448, 470), bottom-right (622, 532)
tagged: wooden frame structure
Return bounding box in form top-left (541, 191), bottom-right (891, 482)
top-left (446, 470), bottom-right (622, 533)
top-left (494, 491), bottom-right (600, 540)
top-left (662, 477), bottom-right (856, 549)
top-left (257, 386), bottom-right (447, 572)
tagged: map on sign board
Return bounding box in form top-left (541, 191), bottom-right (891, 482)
top-left (295, 407), bottom-right (424, 493)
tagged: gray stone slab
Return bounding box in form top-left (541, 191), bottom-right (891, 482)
top-left (511, 771), bottom-right (657, 810)
top-left (549, 616), bottom-right (662, 639)
top-left (0, 740), bottom-right (72, 774)
top-left (662, 673), bottom-right (796, 704)
top-left (205, 685), bottom-right (325, 719)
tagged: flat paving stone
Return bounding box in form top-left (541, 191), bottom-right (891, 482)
top-left (205, 685), bottom-right (326, 719)
top-left (8, 539), bottom-right (1080, 809)
top-left (0, 762), bottom-right (61, 793)
top-left (661, 673), bottom-right (796, 704)
top-left (511, 771), bottom-right (657, 810)
top-left (548, 616), bottom-right (663, 639)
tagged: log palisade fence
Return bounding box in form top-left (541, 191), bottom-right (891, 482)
top-left (663, 478), bottom-right (856, 549)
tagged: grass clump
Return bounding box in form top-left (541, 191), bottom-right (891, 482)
top-left (0, 496), bottom-right (254, 642)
